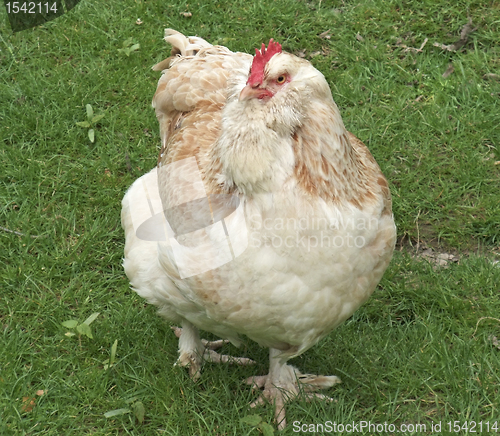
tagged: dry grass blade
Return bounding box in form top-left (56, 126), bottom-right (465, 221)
top-left (318, 29), bottom-right (331, 39)
top-left (0, 226), bottom-right (42, 238)
top-left (472, 317), bottom-right (500, 337)
top-left (396, 37), bottom-right (428, 53)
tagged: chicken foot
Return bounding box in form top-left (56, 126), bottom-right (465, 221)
top-left (246, 348), bottom-right (341, 430)
top-left (172, 324), bottom-right (255, 379)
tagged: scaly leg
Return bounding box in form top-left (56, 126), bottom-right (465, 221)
top-left (246, 348), bottom-right (341, 430)
top-left (172, 323), bottom-right (255, 379)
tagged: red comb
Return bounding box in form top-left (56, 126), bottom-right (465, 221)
top-left (247, 39), bottom-right (282, 86)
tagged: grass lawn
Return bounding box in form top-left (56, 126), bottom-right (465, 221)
top-left (1, 0), bottom-right (499, 434)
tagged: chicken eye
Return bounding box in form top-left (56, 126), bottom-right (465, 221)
top-left (276, 75), bottom-right (286, 84)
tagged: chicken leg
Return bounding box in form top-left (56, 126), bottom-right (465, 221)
top-left (247, 348), bottom-right (341, 430)
top-left (172, 323), bottom-right (255, 379)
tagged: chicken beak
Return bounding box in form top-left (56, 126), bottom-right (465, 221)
top-left (239, 84), bottom-right (261, 101)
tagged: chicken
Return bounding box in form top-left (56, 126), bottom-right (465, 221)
top-left (121, 29), bottom-right (396, 429)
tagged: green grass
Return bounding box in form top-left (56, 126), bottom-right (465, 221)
top-left (1, 0), bottom-right (499, 434)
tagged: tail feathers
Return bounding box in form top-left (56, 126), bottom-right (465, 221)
top-left (152, 29), bottom-right (212, 71)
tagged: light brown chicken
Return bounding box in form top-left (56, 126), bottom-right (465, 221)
top-left (121, 29), bottom-right (396, 429)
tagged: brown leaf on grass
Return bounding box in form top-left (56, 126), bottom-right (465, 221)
top-left (434, 18), bottom-right (477, 52)
top-left (21, 397), bottom-right (36, 413)
top-left (442, 63), bottom-right (454, 78)
top-left (180, 11), bottom-right (192, 17)
top-left (21, 390), bottom-right (45, 412)
top-left (488, 335), bottom-right (500, 350)
top-left (418, 248), bottom-right (459, 268)
top-left (460, 19), bottom-right (476, 40)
